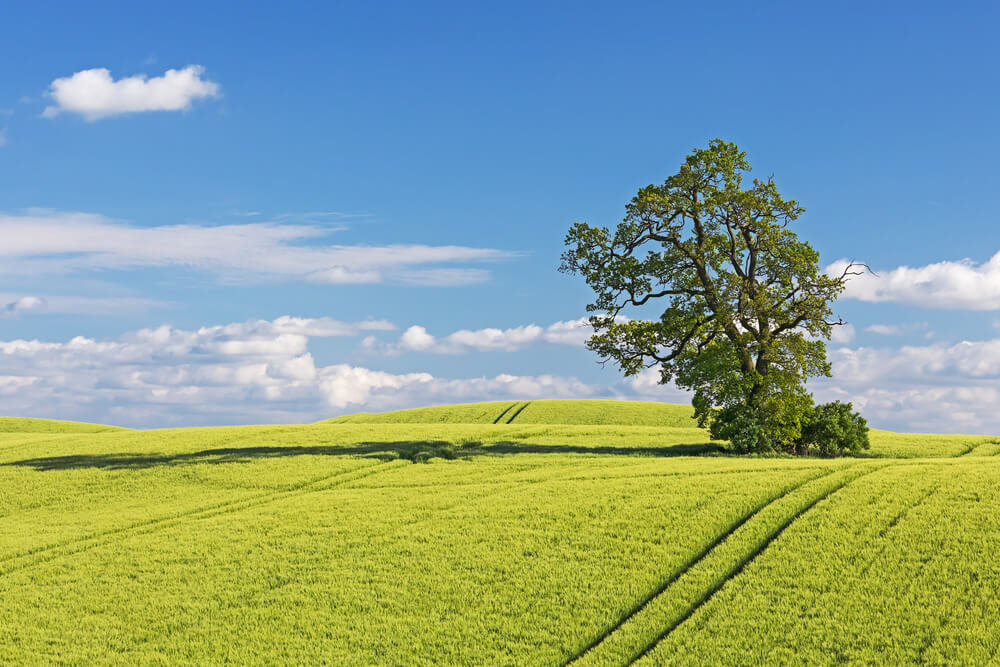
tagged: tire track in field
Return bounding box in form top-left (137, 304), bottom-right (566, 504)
top-left (563, 466), bottom-right (839, 666)
top-left (0, 459), bottom-right (406, 578)
top-left (504, 401), bottom-right (532, 424)
top-left (624, 464), bottom-right (884, 665)
top-left (352, 464), bottom-right (841, 491)
top-left (914, 571), bottom-right (974, 663)
top-left (492, 402), bottom-right (519, 424)
top-left (567, 463), bottom-right (885, 666)
top-left (138, 473), bottom-right (532, 653)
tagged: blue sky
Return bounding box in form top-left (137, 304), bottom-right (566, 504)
top-left (2, 1), bottom-right (999, 431)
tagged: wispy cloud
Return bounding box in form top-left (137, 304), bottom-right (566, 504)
top-left (0, 293), bottom-right (166, 316)
top-left (829, 252), bottom-right (1000, 310)
top-left (867, 324), bottom-right (901, 336)
top-left (0, 210), bottom-right (515, 286)
top-left (364, 318), bottom-right (593, 355)
top-left (42, 66), bottom-right (220, 120)
top-left (2, 296), bottom-right (46, 317)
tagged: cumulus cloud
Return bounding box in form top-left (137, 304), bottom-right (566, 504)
top-left (318, 366), bottom-right (595, 411)
top-left (42, 66), bottom-right (220, 120)
top-left (0, 315), bottom-right (606, 427)
top-left (0, 210), bottom-right (514, 286)
top-left (828, 252), bottom-right (1000, 310)
top-left (367, 318), bottom-right (594, 355)
top-left (807, 336), bottom-right (1000, 433)
top-left (829, 323), bottom-right (856, 344)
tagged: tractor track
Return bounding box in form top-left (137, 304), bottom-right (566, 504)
top-left (0, 459), bottom-right (405, 578)
top-left (567, 463), bottom-right (885, 666)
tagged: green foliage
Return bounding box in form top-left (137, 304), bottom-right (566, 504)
top-left (798, 400), bottom-right (870, 456)
top-left (561, 139), bottom-right (862, 452)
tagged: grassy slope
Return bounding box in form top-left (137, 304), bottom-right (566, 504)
top-left (324, 399), bottom-right (697, 427)
top-left (0, 401), bottom-right (997, 663)
top-left (0, 416), bottom-right (129, 433)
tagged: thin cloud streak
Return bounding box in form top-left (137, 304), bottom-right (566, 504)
top-left (0, 210), bottom-right (516, 286)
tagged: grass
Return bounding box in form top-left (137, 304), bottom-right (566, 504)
top-left (322, 399), bottom-right (697, 427)
top-left (0, 399), bottom-right (998, 664)
top-left (0, 416), bottom-right (129, 433)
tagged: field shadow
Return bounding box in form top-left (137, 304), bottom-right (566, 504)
top-left (2, 439), bottom-right (726, 472)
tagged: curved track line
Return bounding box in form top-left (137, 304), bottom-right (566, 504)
top-left (625, 464), bottom-right (883, 665)
top-left (492, 402), bottom-right (519, 424)
top-left (564, 467), bottom-right (839, 665)
top-left (504, 401), bottom-right (532, 424)
top-left (0, 459), bottom-right (405, 577)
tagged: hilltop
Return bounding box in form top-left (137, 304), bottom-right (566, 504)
top-left (325, 399), bottom-right (697, 427)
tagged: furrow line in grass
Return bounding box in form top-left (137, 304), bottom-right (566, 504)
top-left (350, 465), bottom-right (844, 491)
top-left (505, 401), bottom-right (532, 424)
top-left (955, 441), bottom-right (980, 457)
top-left (492, 402), bottom-right (519, 424)
top-left (0, 459), bottom-right (407, 577)
top-left (914, 573), bottom-right (973, 663)
top-left (626, 463), bottom-right (886, 666)
top-left (563, 466), bottom-right (838, 666)
top-left (847, 482), bottom-right (943, 585)
top-left (879, 483), bottom-right (940, 539)
top-left (151, 475), bottom-right (527, 653)
top-left (567, 462), bottom-right (885, 667)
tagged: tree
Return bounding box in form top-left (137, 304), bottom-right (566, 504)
top-left (560, 139), bottom-right (864, 453)
top-left (798, 401), bottom-right (870, 456)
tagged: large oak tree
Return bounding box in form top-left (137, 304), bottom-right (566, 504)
top-left (560, 140), bottom-right (862, 452)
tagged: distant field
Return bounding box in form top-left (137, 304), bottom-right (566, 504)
top-left (325, 399), bottom-right (697, 427)
top-left (0, 416), bottom-right (128, 433)
top-left (1, 401), bottom-right (998, 664)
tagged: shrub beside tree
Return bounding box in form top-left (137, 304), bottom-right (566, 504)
top-left (561, 139), bottom-right (868, 455)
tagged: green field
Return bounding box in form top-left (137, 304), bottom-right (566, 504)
top-left (1, 400), bottom-right (998, 664)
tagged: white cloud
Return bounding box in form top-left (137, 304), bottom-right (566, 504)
top-left (42, 66), bottom-right (220, 120)
top-left (368, 318), bottom-right (594, 355)
top-left (0, 316), bottom-right (603, 427)
top-left (828, 339), bottom-right (1000, 384)
top-left (808, 336), bottom-right (1000, 433)
top-left (398, 325), bottom-right (437, 351)
top-left (867, 324), bottom-right (900, 336)
top-left (0, 293), bottom-right (165, 316)
top-left (0, 210), bottom-right (514, 286)
top-left (318, 366), bottom-right (597, 411)
top-left (828, 252), bottom-right (1000, 310)
top-left (625, 366), bottom-right (693, 403)
top-left (398, 268), bottom-right (492, 287)
top-left (3, 296), bottom-right (47, 317)
top-left (829, 323), bottom-right (856, 344)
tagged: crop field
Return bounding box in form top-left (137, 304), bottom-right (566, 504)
top-left (1, 401), bottom-right (999, 664)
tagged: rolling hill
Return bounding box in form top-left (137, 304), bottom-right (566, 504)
top-left (0, 400), bottom-right (997, 664)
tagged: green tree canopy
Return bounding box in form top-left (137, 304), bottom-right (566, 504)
top-left (560, 139), bottom-right (864, 452)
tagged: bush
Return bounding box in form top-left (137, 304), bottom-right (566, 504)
top-left (799, 401), bottom-right (870, 456)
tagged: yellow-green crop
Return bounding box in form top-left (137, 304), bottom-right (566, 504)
top-left (0, 401), bottom-right (997, 664)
